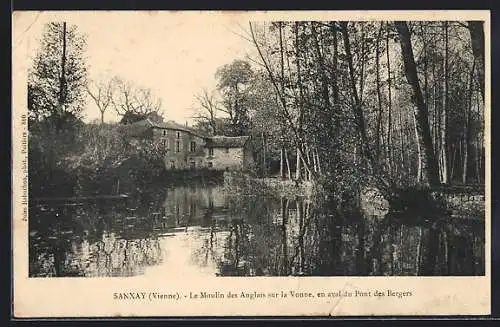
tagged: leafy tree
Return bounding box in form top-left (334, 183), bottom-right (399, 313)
top-left (215, 59), bottom-right (254, 136)
top-left (246, 19), bottom-right (485, 189)
top-left (28, 22), bottom-right (88, 128)
top-left (394, 21), bottom-right (439, 187)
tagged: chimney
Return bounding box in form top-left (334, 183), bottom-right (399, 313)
top-left (185, 121), bottom-right (188, 127)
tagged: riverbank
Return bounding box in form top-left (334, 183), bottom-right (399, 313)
top-left (361, 184), bottom-right (485, 222)
top-left (223, 172), bottom-right (314, 198)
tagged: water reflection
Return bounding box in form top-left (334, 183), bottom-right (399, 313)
top-left (29, 183), bottom-right (485, 277)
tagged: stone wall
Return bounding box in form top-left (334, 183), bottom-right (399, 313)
top-left (208, 147), bottom-right (244, 171)
top-left (435, 191), bottom-right (485, 219)
top-left (360, 186), bottom-right (485, 220)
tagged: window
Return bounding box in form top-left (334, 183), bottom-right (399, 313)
top-left (163, 130), bottom-right (166, 136)
top-left (189, 161), bottom-right (196, 169)
top-left (176, 131), bottom-right (181, 139)
top-left (176, 140), bottom-right (180, 153)
top-left (208, 147), bottom-right (214, 156)
top-left (207, 162), bottom-right (213, 168)
top-left (225, 147), bottom-right (229, 153)
top-left (170, 161), bottom-right (176, 169)
top-left (190, 141), bottom-right (196, 152)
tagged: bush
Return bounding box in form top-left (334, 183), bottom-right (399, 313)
top-left (28, 121), bottom-right (167, 198)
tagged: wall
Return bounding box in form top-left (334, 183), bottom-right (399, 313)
top-left (439, 192), bottom-right (485, 218)
top-left (207, 147), bottom-right (244, 171)
top-left (360, 186), bottom-right (485, 221)
top-left (154, 128), bottom-right (206, 170)
top-left (242, 145), bottom-right (255, 170)
top-left (151, 127), bottom-right (251, 171)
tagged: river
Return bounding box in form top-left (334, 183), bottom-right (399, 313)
top-left (29, 182), bottom-right (485, 277)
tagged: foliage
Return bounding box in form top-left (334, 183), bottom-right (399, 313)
top-left (28, 22), bottom-right (88, 124)
top-left (245, 20), bottom-right (484, 193)
top-left (29, 121), bottom-right (166, 198)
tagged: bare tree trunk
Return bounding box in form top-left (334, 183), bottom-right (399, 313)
top-left (375, 22), bottom-right (384, 162)
top-left (421, 23), bottom-right (430, 109)
top-left (340, 22), bottom-right (374, 172)
top-left (440, 21), bottom-right (449, 184)
top-left (398, 100), bottom-right (406, 176)
top-left (315, 149), bottom-right (322, 174)
top-left (305, 146), bottom-right (312, 181)
top-left (468, 21), bottom-right (485, 102)
top-left (296, 148), bottom-right (301, 181)
top-left (279, 22), bottom-right (285, 92)
top-left (395, 21), bottom-right (440, 187)
top-left (359, 23), bottom-right (366, 103)
top-left (249, 22), bottom-right (315, 180)
top-left (419, 25), bottom-right (430, 176)
top-left (413, 112), bottom-right (422, 182)
top-left (329, 22), bottom-right (341, 145)
top-left (450, 142), bottom-right (457, 181)
top-left (285, 148), bottom-right (291, 179)
top-left (295, 22), bottom-right (305, 149)
top-left (463, 60), bottom-right (476, 184)
top-left (262, 132), bottom-right (266, 177)
top-left (386, 22), bottom-right (393, 173)
top-left (280, 146), bottom-right (284, 179)
top-left (432, 59), bottom-right (439, 159)
top-left (311, 23), bottom-right (331, 115)
top-left (330, 22), bottom-right (340, 109)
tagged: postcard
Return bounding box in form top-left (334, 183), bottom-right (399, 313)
top-left (12, 10), bottom-right (490, 317)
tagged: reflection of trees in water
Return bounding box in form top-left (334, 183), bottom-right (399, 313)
top-left (208, 195), bottom-right (484, 277)
top-left (29, 200), bottom-right (163, 277)
top-left (417, 219), bottom-right (484, 276)
top-left (303, 212), bottom-right (484, 276)
top-left (30, 183), bottom-right (484, 277)
top-left (31, 228), bottom-right (162, 277)
top-left (212, 196), bottom-right (315, 276)
top-left (82, 233), bottom-right (162, 277)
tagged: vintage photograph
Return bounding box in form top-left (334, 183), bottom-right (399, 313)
top-left (24, 13), bottom-right (485, 280)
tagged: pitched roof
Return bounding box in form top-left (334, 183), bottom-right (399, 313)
top-left (148, 119), bottom-right (208, 138)
top-left (207, 136), bottom-right (250, 148)
top-left (119, 119), bottom-right (153, 137)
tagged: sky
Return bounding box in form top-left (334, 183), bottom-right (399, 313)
top-left (13, 11), bottom-right (488, 125)
top-left (14, 11), bottom-right (257, 125)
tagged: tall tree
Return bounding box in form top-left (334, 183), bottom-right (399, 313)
top-left (215, 59), bottom-right (254, 136)
top-left (375, 22), bottom-right (384, 163)
top-left (386, 22), bottom-right (393, 173)
top-left (28, 22), bottom-right (88, 126)
top-left (439, 21), bottom-right (449, 184)
top-left (193, 88), bottom-right (219, 135)
top-left (340, 22), bottom-right (374, 171)
top-left (395, 21), bottom-right (440, 187)
top-left (110, 77), bottom-right (163, 124)
top-left (468, 21), bottom-right (485, 101)
top-left (86, 77), bottom-right (114, 124)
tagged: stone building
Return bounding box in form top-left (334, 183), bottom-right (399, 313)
top-left (124, 119), bottom-right (253, 171)
top-left (205, 136), bottom-right (253, 171)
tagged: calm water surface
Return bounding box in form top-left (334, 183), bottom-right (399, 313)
top-left (29, 183), bottom-right (485, 277)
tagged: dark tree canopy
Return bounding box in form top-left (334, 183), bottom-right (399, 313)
top-left (28, 22), bottom-right (88, 125)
